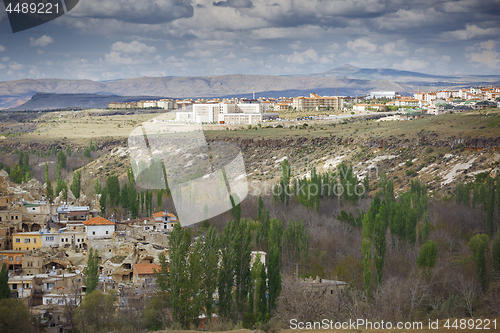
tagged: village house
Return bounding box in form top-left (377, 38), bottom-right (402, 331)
top-left (83, 216), bottom-right (115, 239)
top-left (12, 231), bottom-right (43, 251)
top-left (153, 211), bottom-right (179, 232)
top-left (56, 205), bottom-right (97, 225)
top-left (0, 250), bottom-right (28, 270)
top-left (132, 263), bottom-right (161, 286)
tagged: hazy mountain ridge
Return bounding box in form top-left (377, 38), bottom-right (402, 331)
top-left (1, 65), bottom-right (499, 110)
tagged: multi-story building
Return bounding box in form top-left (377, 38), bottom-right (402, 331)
top-left (12, 232), bottom-right (43, 251)
top-left (176, 102), bottom-right (279, 124)
top-left (292, 93), bottom-right (344, 111)
top-left (0, 250), bottom-right (27, 270)
top-left (56, 205), bottom-right (96, 225)
top-left (153, 211), bottom-right (178, 232)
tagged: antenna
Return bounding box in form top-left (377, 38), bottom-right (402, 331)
top-left (253, 91), bottom-right (255, 100)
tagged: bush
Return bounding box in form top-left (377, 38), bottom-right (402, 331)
top-left (425, 147), bottom-right (434, 153)
top-left (406, 169), bottom-right (417, 177)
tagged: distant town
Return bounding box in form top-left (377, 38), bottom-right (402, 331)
top-left (108, 86), bottom-right (500, 125)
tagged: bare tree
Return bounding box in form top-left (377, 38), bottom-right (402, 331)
top-left (454, 273), bottom-right (480, 317)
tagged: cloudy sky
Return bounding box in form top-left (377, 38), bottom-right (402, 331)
top-left (0, 0), bottom-right (499, 81)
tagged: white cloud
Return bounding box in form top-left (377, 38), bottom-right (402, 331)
top-left (382, 40), bottom-right (409, 57)
top-left (443, 24), bottom-right (500, 40)
top-left (467, 40), bottom-right (500, 69)
top-left (375, 8), bottom-right (440, 31)
top-left (0, 63), bottom-right (5, 70)
top-left (105, 51), bottom-right (141, 65)
top-left (110, 41), bottom-right (157, 54)
top-left (289, 41), bottom-right (302, 50)
top-left (68, 0), bottom-right (194, 24)
top-left (284, 48), bottom-right (319, 64)
top-left (9, 62), bottom-right (25, 70)
top-left (347, 38), bottom-right (377, 52)
top-left (30, 35), bottom-right (54, 47)
top-left (440, 55), bottom-right (451, 62)
top-left (393, 58), bottom-right (429, 71)
top-left (1, 57), bottom-right (9, 62)
top-left (0, 45), bottom-right (5, 52)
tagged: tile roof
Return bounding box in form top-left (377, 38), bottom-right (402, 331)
top-left (153, 212), bottom-right (178, 221)
top-left (133, 263), bottom-right (161, 275)
top-left (83, 216), bottom-right (115, 226)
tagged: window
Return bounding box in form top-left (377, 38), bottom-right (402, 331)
top-left (34, 238), bottom-right (37, 243)
top-left (16, 257), bottom-right (20, 261)
top-left (92, 231), bottom-right (95, 235)
top-left (106, 230), bottom-right (109, 234)
top-left (15, 238), bottom-right (20, 243)
top-left (12, 284), bottom-right (17, 290)
top-left (2, 256), bottom-right (6, 260)
top-left (24, 238), bottom-right (31, 243)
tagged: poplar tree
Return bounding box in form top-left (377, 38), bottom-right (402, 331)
top-left (202, 226), bottom-right (219, 322)
top-left (257, 262), bottom-right (268, 322)
top-left (362, 212), bottom-right (372, 296)
top-left (0, 263), bottom-right (10, 299)
top-left (492, 232), bottom-right (500, 276)
top-left (70, 171), bottom-right (81, 199)
top-left (469, 234), bottom-right (490, 291)
top-left (234, 220), bottom-right (252, 321)
top-left (157, 190), bottom-right (162, 211)
top-left (57, 150), bottom-right (67, 169)
top-left (45, 163), bottom-right (54, 202)
top-left (267, 219), bottom-right (282, 314)
top-left (218, 221), bottom-right (236, 320)
top-left (84, 248), bottom-right (99, 295)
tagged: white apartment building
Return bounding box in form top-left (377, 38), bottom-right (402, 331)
top-left (176, 102), bottom-right (279, 124)
top-left (369, 91), bottom-right (398, 99)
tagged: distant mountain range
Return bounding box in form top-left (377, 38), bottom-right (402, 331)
top-left (1, 65), bottom-right (499, 110)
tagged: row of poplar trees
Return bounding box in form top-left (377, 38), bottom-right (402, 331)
top-left (155, 202), bottom-right (286, 328)
top-left (274, 160), bottom-right (369, 211)
top-left (455, 173), bottom-right (500, 236)
top-left (361, 179), bottom-right (429, 296)
top-left (97, 168), bottom-right (169, 219)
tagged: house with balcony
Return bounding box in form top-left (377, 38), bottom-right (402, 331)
top-left (153, 211), bottom-right (179, 232)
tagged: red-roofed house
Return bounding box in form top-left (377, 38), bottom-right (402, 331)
top-left (83, 217), bottom-right (115, 239)
top-left (153, 211), bottom-right (179, 232)
top-left (132, 263), bottom-right (161, 285)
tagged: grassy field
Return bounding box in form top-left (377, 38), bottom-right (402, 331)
top-left (0, 110), bottom-right (165, 145)
top-left (1, 108), bottom-right (499, 146)
top-left (205, 108), bottom-right (500, 140)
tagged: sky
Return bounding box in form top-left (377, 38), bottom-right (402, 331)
top-left (0, 0), bottom-right (500, 81)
